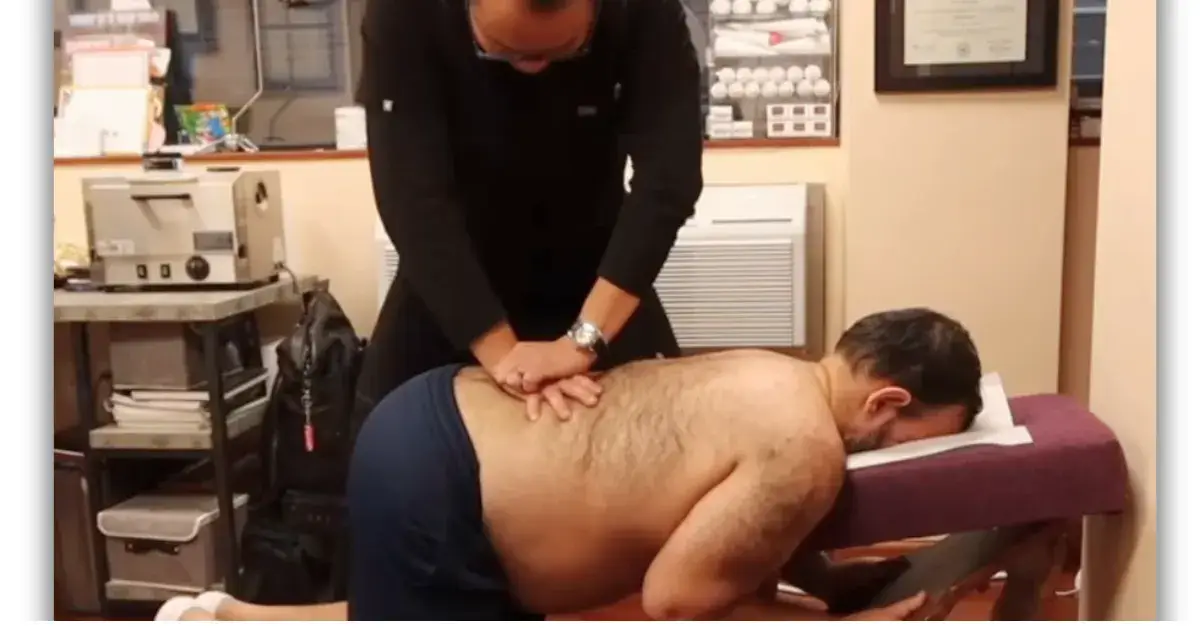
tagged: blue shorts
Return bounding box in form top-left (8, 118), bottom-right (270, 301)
top-left (346, 364), bottom-right (542, 620)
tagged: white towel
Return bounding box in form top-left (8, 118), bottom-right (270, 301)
top-left (846, 373), bottom-right (1034, 471)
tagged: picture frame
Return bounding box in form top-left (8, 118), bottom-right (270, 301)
top-left (874, 0), bottom-right (1060, 93)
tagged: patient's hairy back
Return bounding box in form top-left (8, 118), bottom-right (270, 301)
top-left (458, 350), bottom-right (816, 490)
top-left (454, 350), bottom-right (839, 611)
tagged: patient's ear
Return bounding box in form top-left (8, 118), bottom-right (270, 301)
top-left (864, 387), bottom-right (912, 428)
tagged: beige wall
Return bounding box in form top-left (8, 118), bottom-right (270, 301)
top-left (836, 0), bottom-right (1072, 395)
top-left (1079, 0), bottom-right (1157, 620)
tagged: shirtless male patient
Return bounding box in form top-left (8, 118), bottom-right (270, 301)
top-left (157, 307), bottom-right (983, 622)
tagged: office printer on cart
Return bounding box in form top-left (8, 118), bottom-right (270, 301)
top-left (83, 164), bottom-right (287, 291)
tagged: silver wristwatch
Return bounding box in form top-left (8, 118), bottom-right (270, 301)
top-left (566, 319), bottom-right (607, 354)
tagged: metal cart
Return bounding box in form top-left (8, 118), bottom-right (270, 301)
top-left (53, 276), bottom-right (324, 617)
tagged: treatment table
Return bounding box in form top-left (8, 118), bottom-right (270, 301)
top-left (789, 394), bottom-right (1128, 620)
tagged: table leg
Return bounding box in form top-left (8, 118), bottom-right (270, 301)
top-left (72, 322), bottom-right (110, 616)
top-left (204, 322), bottom-right (240, 596)
top-left (992, 524), bottom-right (1068, 620)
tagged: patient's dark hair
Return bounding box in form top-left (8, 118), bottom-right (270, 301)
top-left (835, 308), bottom-right (983, 429)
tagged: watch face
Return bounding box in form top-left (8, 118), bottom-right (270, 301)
top-left (571, 322), bottom-right (600, 347)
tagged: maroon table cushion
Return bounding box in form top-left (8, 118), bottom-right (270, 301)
top-left (805, 394), bottom-right (1128, 551)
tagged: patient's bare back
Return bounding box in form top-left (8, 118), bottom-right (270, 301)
top-left (454, 350), bottom-right (842, 613)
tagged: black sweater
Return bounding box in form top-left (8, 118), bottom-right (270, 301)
top-left (356, 0), bottom-right (703, 350)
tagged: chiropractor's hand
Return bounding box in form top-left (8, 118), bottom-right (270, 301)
top-left (494, 337), bottom-right (597, 394)
top-left (523, 374), bottom-right (603, 421)
top-left (493, 339), bottom-right (601, 420)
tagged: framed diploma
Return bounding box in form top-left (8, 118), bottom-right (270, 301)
top-left (874, 0), bottom-right (1060, 93)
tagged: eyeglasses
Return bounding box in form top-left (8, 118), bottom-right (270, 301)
top-left (468, 0), bottom-right (601, 64)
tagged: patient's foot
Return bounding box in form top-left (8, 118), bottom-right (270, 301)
top-left (154, 596), bottom-right (219, 621)
top-left (179, 607), bottom-right (215, 621)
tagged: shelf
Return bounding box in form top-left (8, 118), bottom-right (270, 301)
top-left (90, 397), bottom-right (267, 453)
top-left (53, 275), bottom-right (323, 323)
top-left (105, 579), bottom-right (226, 603)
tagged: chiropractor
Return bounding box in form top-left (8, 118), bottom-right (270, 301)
top-left (353, 0), bottom-right (704, 420)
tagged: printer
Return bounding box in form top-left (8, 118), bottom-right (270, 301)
top-left (83, 166), bottom-right (287, 290)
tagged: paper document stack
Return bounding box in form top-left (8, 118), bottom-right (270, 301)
top-left (107, 370), bottom-right (270, 431)
top-left (846, 372), bottom-right (1034, 471)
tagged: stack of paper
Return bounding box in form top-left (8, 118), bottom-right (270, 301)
top-left (106, 371), bottom-right (270, 431)
top-left (846, 372), bottom-right (1034, 471)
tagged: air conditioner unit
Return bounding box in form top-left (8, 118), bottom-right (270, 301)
top-left (654, 184), bottom-right (810, 349)
top-left (375, 218), bottom-right (398, 309)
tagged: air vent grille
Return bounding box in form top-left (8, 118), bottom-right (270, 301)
top-left (655, 238), bottom-right (798, 348)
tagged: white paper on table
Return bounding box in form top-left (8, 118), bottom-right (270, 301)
top-left (71, 49), bottom-right (150, 88)
top-left (846, 372), bottom-right (1033, 471)
top-left (59, 87), bottom-right (151, 155)
top-left (54, 116), bottom-right (105, 158)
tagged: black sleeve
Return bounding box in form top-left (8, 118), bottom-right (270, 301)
top-left (597, 0), bottom-right (704, 296)
top-left (356, 0), bottom-right (507, 350)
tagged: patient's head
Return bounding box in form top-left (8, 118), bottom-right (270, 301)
top-left (825, 308), bottom-right (982, 454)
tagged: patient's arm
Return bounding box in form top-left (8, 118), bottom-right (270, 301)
top-left (640, 445), bottom-right (844, 620)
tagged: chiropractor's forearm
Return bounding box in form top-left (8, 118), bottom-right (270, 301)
top-left (470, 321), bottom-right (519, 372)
top-left (579, 277), bottom-right (641, 342)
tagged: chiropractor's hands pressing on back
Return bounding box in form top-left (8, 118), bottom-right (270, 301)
top-left (493, 338), bottom-right (601, 420)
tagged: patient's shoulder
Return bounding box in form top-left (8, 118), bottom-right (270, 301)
top-left (737, 370), bottom-right (845, 489)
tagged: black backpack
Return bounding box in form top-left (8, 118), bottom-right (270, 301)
top-left (260, 288), bottom-right (366, 499)
top-left (238, 510), bottom-right (338, 605)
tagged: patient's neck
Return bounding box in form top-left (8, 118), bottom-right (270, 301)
top-left (813, 355), bottom-right (867, 436)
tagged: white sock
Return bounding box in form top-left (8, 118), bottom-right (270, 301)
top-left (194, 591), bottom-right (234, 616)
top-left (154, 596), bottom-right (200, 621)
